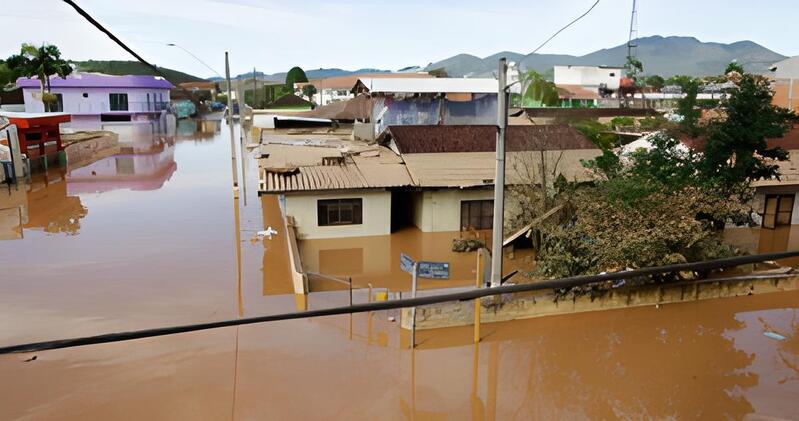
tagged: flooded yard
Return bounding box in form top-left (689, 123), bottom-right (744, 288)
top-left (1, 121), bottom-right (798, 419)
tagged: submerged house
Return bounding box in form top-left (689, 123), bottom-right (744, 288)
top-left (258, 125), bottom-right (600, 240)
top-left (17, 73), bottom-right (173, 137)
top-left (352, 77), bottom-right (498, 139)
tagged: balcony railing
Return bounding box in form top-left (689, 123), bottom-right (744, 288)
top-left (62, 101), bottom-right (171, 114)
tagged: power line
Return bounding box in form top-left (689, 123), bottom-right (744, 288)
top-left (1, 250), bottom-right (797, 355)
top-left (60, 0), bottom-right (169, 81)
top-left (530, 0), bottom-right (602, 56)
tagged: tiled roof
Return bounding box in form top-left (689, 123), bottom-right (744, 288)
top-left (385, 125), bottom-right (597, 154)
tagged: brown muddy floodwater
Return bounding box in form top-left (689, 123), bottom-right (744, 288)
top-left (1, 121), bottom-right (799, 420)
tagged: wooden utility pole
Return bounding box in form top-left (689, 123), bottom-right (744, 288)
top-left (252, 67), bottom-right (257, 108)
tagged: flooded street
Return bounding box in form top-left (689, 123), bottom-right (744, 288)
top-left (1, 121), bottom-right (798, 420)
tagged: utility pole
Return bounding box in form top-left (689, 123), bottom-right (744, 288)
top-left (225, 52), bottom-right (239, 191)
top-left (490, 58), bottom-right (508, 288)
top-left (252, 67), bottom-right (257, 108)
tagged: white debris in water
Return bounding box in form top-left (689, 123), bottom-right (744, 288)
top-left (255, 227), bottom-right (278, 240)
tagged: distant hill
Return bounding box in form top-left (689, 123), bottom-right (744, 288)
top-left (72, 60), bottom-right (205, 85)
top-left (425, 36), bottom-right (787, 78)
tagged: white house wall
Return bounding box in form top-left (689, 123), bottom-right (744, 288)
top-left (285, 189), bottom-right (392, 239)
top-left (554, 66), bottom-right (622, 90)
top-left (23, 87), bottom-right (171, 115)
top-left (413, 188), bottom-right (494, 232)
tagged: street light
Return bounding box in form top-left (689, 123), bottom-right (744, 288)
top-left (166, 43), bottom-right (223, 79)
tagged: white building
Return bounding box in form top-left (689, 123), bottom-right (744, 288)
top-left (554, 65), bottom-right (624, 91)
top-left (17, 72), bottom-right (174, 139)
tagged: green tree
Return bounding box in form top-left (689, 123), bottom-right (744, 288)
top-left (677, 78), bottom-right (700, 137)
top-left (520, 70), bottom-right (559, 107)
top-left (284, 66), bottom-right (308, 95)
top-left (625, 56), bottom-right (643, 79)
top-left (645, 75), bottom-right (665, 91)
top-left (665, 75), bottom-right (695, 90)
top-left (725, 61), bottom-right (745, 75)
top-left (0, 60), bottom-right (15, 87)
top-left (702, 72), bottom-right (798, 192)
top-left (302, 84), bottom-right (318, 102)
top-left (6, 43), bottom-right (72, 111)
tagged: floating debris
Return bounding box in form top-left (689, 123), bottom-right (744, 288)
top-left (763, 331), bottom-right (787, 341)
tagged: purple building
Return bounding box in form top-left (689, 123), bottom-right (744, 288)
top-left (17, 73), bottom-right (174, 138)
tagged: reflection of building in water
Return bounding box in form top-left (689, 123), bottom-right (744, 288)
top-left (66, 145), bottom-right (177, 194)
top-left (0, 171), bottom-right (87, 239)
top-left (177, 119), bottom-right (221, 141)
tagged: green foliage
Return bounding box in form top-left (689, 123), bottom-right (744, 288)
top-left (302, 84), bottom-right (317, 100)
top-left (677, 78), bottom-right (701, 137)
top-left (610, 116), bottom-right (635, 128)
top-left (625, 56), bottom-right (643, 78)
top-left (725, 61), bottom-right (745, 75)
top-left (644, 75), bottom-right (665, 91)
top-left (7, 43), bottom-right (73, 92)
top-left (638, 116), bottom-right (668, 130)
top-left (0, 60), bottom-right (15, 87)
top-left (702, 73), bottom-right (798, 192)
top-left (570, 119), bottom-right (617, 149)
top-left (665, 75), bottom-right (695, 90)
top-left (215, 93), bottom-right (228, 104)
top-left (284, 66), bottom-right (308, 92)
top-left (520, 70), bottom-right (559, 107)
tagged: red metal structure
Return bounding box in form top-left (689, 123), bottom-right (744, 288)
top-left (4, 113), bottom-right (71, 159)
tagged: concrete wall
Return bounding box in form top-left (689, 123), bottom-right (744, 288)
top-left (413, 188), bottom-right (494, 232)
top-left (285, 189), bottom-right (391, 239)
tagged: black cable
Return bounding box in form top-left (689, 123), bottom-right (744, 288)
top-left (530, 0), bottom-right (602, 56)
top-left (1, 250), bottom-right (797, 355)
top-left (61, 0), bottom-right (164, 78)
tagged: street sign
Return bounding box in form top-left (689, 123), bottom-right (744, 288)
top-left (418, 261), bottom-right (450, 280)
top-left (400, 253), bottom-right (415, 274)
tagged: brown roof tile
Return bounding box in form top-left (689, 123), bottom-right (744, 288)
top-left (385, 125), bottom-right (597, 154)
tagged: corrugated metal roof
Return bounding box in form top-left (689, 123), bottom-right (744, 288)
top-left (16, 73), bottom-right (174, 89)
top-left (355, 77), bottom-right (497, 94)
top-left (263, 165), bottom-right (368, 192)
top-left (260, 146), bottom-right (413, 193)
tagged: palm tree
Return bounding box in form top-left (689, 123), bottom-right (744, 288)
top-left (6, 43), bottom-right (73, 111)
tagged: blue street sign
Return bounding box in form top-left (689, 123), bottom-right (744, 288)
top-left (418, 261), bottom-right (450, 280)
top-left (400, 253), bottom-right (415, 274)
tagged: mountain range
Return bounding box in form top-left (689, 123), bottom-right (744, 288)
top-left (424, 36), bottom-right (787, 78)
top-left (72, 36), bottom-right (789, 85)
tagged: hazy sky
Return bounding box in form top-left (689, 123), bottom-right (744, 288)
top-left (3, 0), bottom-right (797, 78)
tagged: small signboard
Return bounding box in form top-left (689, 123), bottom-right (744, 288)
top-left (400, 253), bottom-right (450, 279)
top-left (418, 261), bottom-right (450, 280)
top-left (400, 253), bottom-right (415, 274)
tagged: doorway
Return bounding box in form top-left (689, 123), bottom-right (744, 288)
top-left (391, 190), bottom-right (414, 232)
top-left (763, 194), bottom-right (795, 229)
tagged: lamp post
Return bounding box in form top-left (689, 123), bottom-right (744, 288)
top-left (166, 43), bottom-right (223, 79)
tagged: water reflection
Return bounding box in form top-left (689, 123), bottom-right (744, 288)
top-left (66, 145), bottom-right (177, 194)
top-left (724, 225), bottom-right (799, 267)
top-left (0, 170), bottom-right (87, 238)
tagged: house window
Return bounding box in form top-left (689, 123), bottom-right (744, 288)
top-left (461, 200), bottom-right (493, 230)
top-left (109, 93), bottom-right (128, 111)
top-left (763, 194), bottom-right (795, 229)
top-left (609, 72), bottom-right (616, 77)
top-left (50, 93), bottom-right (64, 112)
top-left (82, 92), bottom-right (89, 98)
top-left (318, 198), bottom-right (363, 226)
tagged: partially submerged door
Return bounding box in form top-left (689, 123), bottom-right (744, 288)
top-left (763, 194), bottom-right (795, 229)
